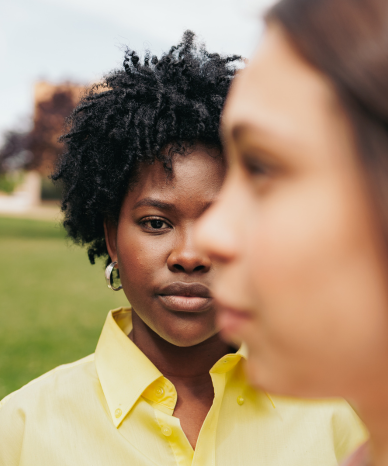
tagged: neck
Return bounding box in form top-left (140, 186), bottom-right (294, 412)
top-left (130, 310), bottom-right (232, 381)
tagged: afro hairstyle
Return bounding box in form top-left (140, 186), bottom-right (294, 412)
top-left (53, 30), bottom-right (242, 265)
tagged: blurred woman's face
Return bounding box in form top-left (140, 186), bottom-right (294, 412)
top-left (195, 24), bottom-right (388, 399)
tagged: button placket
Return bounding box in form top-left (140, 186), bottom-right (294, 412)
top-left (155, 409), bottom-right (194, 464)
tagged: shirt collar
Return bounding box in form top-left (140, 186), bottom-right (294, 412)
top-left (95, 307), bottom-right (249, 427)
top-left (95, 308), bottom-right (162, 428)
top-left (238, 342), bottom-right (248, 359)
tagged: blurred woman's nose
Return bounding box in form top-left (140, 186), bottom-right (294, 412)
top-left (194, 173), bottom-right (239, 264)
top-left (167, 226), bottom-right (212, 274)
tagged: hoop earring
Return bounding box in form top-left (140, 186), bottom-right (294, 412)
top-left (105, 261), bottom-right (123, 291)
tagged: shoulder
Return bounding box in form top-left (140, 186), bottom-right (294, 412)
top-left (0, 355), bottom-right (97, 465)
top-left (271, 395), bottom-right (364, 423)
top-left (0, 353), bottom-right (96, 413)
top-left (272, 395), bottom-right (367, 433)
top-left (271, 396), bottom-right (368, 460)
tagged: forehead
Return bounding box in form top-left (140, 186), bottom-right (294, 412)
top-left (223, 24), bottom-right (338, 145)
top-left (127, 147), bottom-right (225, 209)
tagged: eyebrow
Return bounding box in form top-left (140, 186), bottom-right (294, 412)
top-left (133, 198), bottom-right (177, 211)
top-left (133, 197), bottom-right (215, 214)
top-left (231, 123), bottom-right (266, 143)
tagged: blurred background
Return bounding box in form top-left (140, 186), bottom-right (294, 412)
top-left (0, 0), bottom-right (271, 399)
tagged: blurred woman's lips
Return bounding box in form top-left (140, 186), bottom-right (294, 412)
top-left (216, 303), bottom-right (253, 336)
top-left (157, 282), bottom-right (212, 312)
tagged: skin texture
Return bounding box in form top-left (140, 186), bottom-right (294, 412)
top-left (105, 146), bottom-right (230, 449)
top-left (194, 25), bottom-right (388, 464)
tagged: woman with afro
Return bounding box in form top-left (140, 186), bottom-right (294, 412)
top-left (0, 31), bottom-right (366, 466)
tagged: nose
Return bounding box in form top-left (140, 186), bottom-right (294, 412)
top-left (194, 171), bottom-right (239, 264)
top-left (167, 226), bottom-right (212, 274)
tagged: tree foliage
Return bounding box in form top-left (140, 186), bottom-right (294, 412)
top-left (0, 84), bottom-right (82, 175)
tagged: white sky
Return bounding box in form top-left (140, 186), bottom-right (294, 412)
top-left (0, 0), bottom-right (274, 141)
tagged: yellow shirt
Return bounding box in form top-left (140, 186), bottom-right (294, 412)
top-left (0, 307), bottom-right (367, 466)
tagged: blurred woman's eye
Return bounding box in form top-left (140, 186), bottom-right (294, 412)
top-left (141, 218), bottom-right (171, 231)
top-left (241, 153), bottom-right (271, 177)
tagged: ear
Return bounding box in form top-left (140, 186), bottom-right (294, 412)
top-left (104, 220), bottom-right (118, 263)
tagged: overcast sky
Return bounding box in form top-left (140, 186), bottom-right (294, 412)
top-left (0, 0), bottom-right (274, 141)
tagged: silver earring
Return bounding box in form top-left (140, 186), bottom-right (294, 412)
top-left (105, 261), bottom-right (123, 291)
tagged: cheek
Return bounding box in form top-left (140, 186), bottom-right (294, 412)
top-left (116, 227), bottom-right (167, 295)
top-left (242, 177), bottom-right (388, 392)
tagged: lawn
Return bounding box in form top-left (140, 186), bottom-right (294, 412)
top-left (0, 216), bottom-right (126, 400)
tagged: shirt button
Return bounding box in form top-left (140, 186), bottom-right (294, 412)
top-left (237, 396), bottom-right (245, 406)
top-left (115, 408), bottom-right (122, 418)
top-left (161, 425), bottom-right (172, 437)
top-left (155, 386), bottom-right (165, 397)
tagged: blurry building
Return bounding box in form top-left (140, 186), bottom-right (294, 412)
top-left (30, 81), bottom-right (85, 176)
top-left (0, 81), bottom-right (84, 213)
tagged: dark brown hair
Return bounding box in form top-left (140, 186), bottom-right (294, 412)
top-left (267, 0), bottom-right (388, 242)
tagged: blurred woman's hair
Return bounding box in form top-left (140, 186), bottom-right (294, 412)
top-left (267, 0), bottom-right (388, 245)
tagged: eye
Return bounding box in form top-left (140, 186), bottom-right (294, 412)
top-left (148, 219), bottom-right (167, 229)
top-left (241, 153), bottom-right (270, 177)
top-left (140, 217), bottom-right (171, 231)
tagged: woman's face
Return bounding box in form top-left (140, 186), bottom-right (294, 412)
top-left (195, 24), bottom-right (388, 399)
top-left (105, 146), bottom-right (226, 347)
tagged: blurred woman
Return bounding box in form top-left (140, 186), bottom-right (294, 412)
top-left (195, 0), bottom-right (388, 464)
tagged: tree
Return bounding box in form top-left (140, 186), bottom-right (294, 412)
top-left (0, 82), bottom-right (84, 176)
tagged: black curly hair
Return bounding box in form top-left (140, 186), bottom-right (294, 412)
top-left (53, 30), bottom-right (241, 265)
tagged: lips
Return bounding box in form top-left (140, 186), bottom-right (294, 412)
top-left (157, 282), bottom-right (212, 312)
top-left (216, 302), bottom-right (253, 340)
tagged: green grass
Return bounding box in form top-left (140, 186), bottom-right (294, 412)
top-left (0, 217), bottom-right (126, 399)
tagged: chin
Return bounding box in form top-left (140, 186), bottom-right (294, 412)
top-left (163, 332), bottom-right (215, 348)
top-left (158, 324), bottom-right (219, 348)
